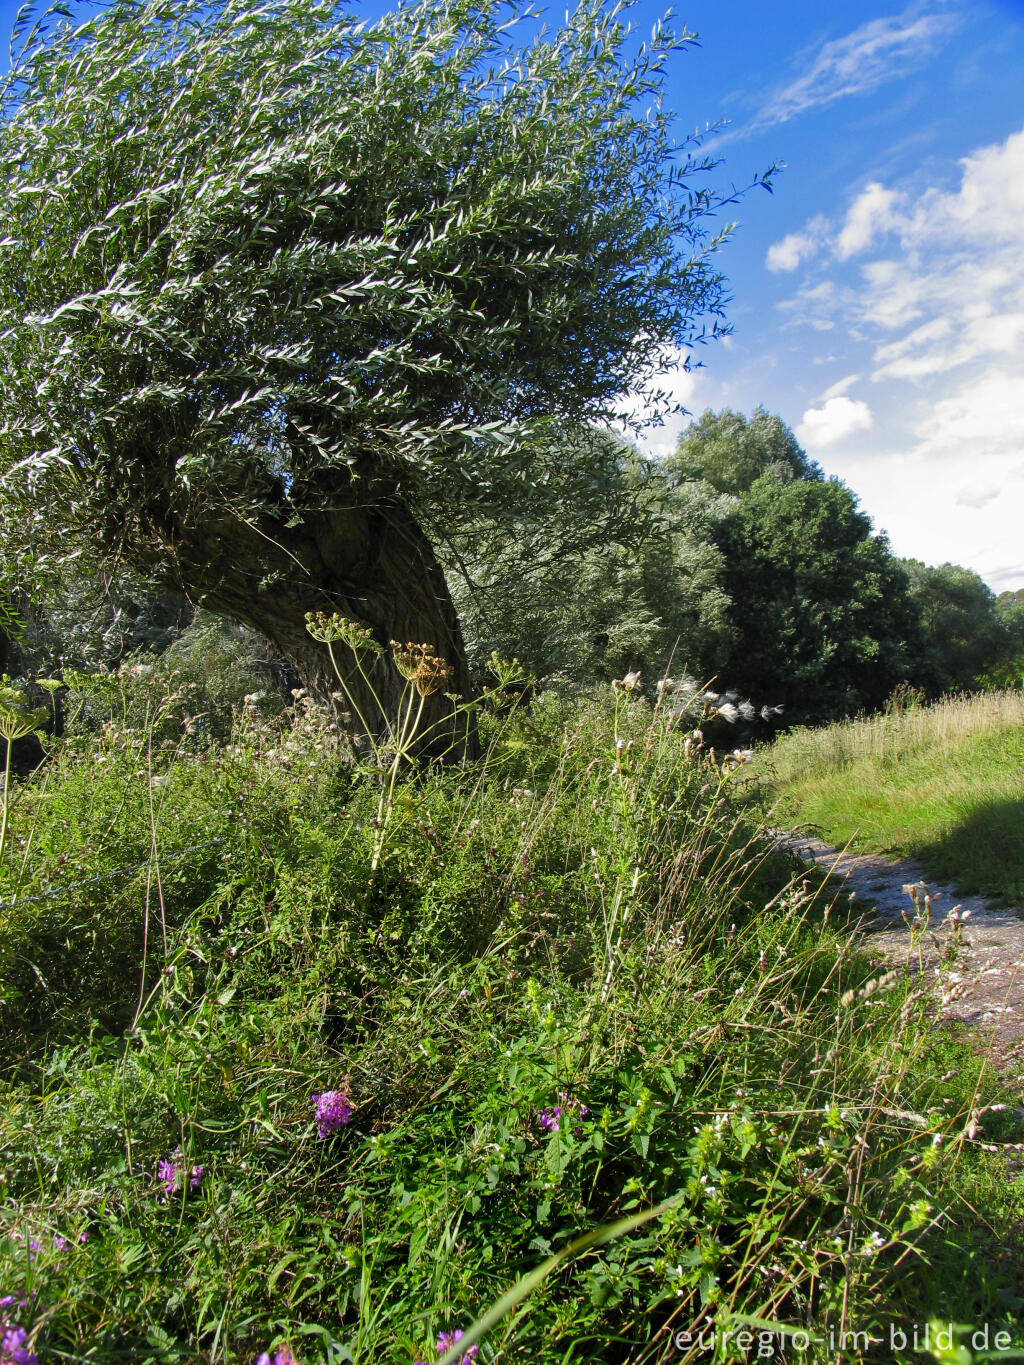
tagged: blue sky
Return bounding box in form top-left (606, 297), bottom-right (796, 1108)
top-left (612, 0), bottom-right (1024, 593)
top-left (2, 0), bottom-right (1022, 589)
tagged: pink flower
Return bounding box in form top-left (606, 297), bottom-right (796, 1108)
top-left (312, 1089), bottom-right (352, 1137)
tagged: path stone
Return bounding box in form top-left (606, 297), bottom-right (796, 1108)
top-left (777, 830), bottom-right (1024, 1070)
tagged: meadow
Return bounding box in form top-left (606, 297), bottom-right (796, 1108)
top-left (762, 690), bottom-right (1024, 905)
top-left (1, 651), bottom-right (1023, 1364)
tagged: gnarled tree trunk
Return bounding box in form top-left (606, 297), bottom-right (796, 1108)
top-left (148, 491), bottom-right (477, 760)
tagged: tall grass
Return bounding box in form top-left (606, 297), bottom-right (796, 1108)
top-left (0, 659), bottom-right (1022, 1362)
top-left (762, 690), bottom-right (1024, 904)
top-left (769, 689), bottom-right (1024, 778)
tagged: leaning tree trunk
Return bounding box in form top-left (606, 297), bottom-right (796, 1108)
top-left (149, 492), bottom-right (477, 760)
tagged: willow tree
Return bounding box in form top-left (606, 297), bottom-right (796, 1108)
top-left (0, 0), bottom-right (757, 749)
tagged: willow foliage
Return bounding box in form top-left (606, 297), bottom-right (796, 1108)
top-left (0, 0), bottom-right (755, 581)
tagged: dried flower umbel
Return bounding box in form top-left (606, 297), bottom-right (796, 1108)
top-left (390, 641), bottom-right (453, 698)
top-left (304, 611), bottom-right (382, 655)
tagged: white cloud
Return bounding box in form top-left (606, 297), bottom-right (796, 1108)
top-left (911, 366), bottom-right (1024, 462)
top-left (743, 6), bottom-right (959, 134)
top-left (836, 182), bottom-right (899, 259)
top-left (796, 395), bottom-right (874, 448)
top-left (955, 482), bottom-right (1000, 509)
top-left (778, 125), bottom-right (1024, 383)
top-left (821, 373), bottom-right (862, 401)
top-left (765, 217), bottom-right (829, 272)
top-left (823, 367), bottom-right (1024, 587)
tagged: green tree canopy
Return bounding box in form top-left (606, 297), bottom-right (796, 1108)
top-left (665, 411), bottom-right (919, 722)
top-left (0, 0), bottom-right (763, 748)
top-left (667, 406), bottom-right (821, 495)
top-left (903, 560), bottom-right (1008, 693)
top-left (713, 474), bottom-right (920, 723)
top-left (447, 437), bottom-right (732, 684)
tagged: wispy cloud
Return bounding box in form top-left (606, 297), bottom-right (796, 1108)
top-left (765, 217), bottom-right (830, 272)
top-left (738, 5), bottom-right (959, 140)
top-left (775, 125), bottom-right (1024, 380)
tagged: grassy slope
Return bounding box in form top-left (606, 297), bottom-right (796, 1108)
top-left (1, 676), bottom-right (1023, 1363)
top-left (762, 691), bottom-right (1024, 904)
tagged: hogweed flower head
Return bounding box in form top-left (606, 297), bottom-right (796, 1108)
top-left (390, 642), bottom-right (453, 697)
top-left (313, 1089), bottom-right (352, 1136)
top-left (0, 679), bottom-right (46, 743)
top-left (305, 611), bottom-right (381, 655)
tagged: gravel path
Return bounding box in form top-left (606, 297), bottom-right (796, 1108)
top-left (779, 831), bottom-right (1024, 1071)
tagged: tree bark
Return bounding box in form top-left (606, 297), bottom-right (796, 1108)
top-left (149, 492), bottom-right (477, 760)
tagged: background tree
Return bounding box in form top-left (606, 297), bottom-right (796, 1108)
top-left (0, 0), bottom-right (765, 750)
top-left (993, 589), bottom-right (1024, 686)
top-left (446, 435), bottom-right (732, 685)
top-left (903, 561), bottom-right (1009, 693)
top-left (668, 410), bottom-right (920, 723)
top-left (667, 406), bottom-right (821, 494)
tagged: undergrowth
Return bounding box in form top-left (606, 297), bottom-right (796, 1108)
top-left (0, 656), bottom-right (1022, 1363)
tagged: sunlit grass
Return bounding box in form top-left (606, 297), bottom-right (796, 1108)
top-left (761, 690), bottom-right (1024, 903)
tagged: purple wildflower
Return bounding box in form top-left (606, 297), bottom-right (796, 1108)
top-left (413, 1328), bottom-right (479, 1365)
top-left (256, 1347), bottom-right (300, 1365)
top-left (436, 1329), bottom-right (478, 1361)
top-left (535, 1092), bottom-right (588, 1138)
top-left (0, 1324), bottom-right (37, 1365)
top-left (312, 1089), bottom-right (352, 1137)
top-left (157, 1152), bottom-right (204, 1199)
top-left (535, 1105), bottom-right (562, 1133)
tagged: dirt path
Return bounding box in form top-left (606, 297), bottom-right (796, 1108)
top-left (778, 831), bottom-right (1024, 1072)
